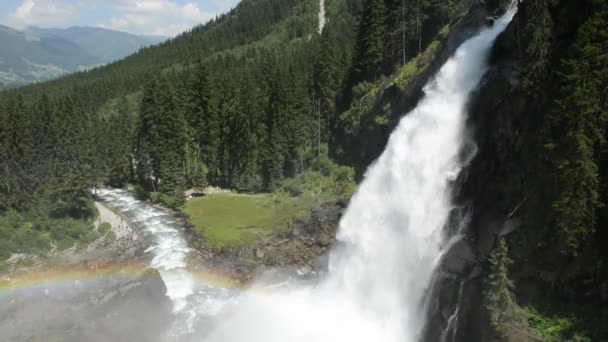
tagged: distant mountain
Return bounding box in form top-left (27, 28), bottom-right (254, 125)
top-left (0, 25), bottom-right (167, 89)
top-left (27, 26), bottom-right (167, 63)
top-left (0, 25), bottom-right (101, 88)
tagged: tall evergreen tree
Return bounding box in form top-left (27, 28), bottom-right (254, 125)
top-left (484, 240), bottom-right (527, 341)
top-left (351, 0), bottom-right (387, 82)
top-left (546, 4), bottom-right (608, 254)
top-left (313, 26), bottom-right (340, 150)
top-left (186, 59), bottom-right (220, 184)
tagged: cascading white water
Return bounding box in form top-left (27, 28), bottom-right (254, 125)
top-left (319, 0), bottom-right (327, 33)
top-left (205, 8), bottom-right (516, 342)
top-left (95, 189), bottom-right (234, 339)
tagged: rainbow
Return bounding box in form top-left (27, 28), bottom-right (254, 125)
top-left (0, 264), bottom-right (242, 296)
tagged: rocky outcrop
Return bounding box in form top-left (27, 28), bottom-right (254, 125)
top-left (181, 202), bottom-right (344, 283)
top-left (333, 0), bottom-right (509, 177)
top-left (0, 268), bottom-right (172, 342)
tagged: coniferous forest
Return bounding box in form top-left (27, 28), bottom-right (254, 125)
top-left (0, 0), bottom-right (469, 219)
top-left (1, 0), bottom-right (607, 340)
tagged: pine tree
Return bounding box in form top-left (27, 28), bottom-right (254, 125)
top-left (313, 26), bottom-right (339, 149)
top-left (186, 59), bottom-right (220, 184)
top-left (135, 75), bottom-right (162, 191)
top-left (485, 240), bottom-right (529, 341)
top-left (135, 74), bottom-right (187, 195)
top-left (235, 68), bottom-right (264, 192)
top-left (546, 4), bottom-right (608, 254)
top-left (351, 0), bottom-right (387, 82)
top-left (106, 97), bottom-right (135, 187)
top-left (521, 0), bottom-right (556, 93)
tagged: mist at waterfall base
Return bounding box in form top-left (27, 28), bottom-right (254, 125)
top-left (203, 9), bottom-right (516, 342)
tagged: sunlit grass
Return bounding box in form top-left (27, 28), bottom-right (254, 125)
top-left (183, 193), bottom-right (310, 247)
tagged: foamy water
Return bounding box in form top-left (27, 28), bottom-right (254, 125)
top-left (96, 189), bottom-right (235, 339)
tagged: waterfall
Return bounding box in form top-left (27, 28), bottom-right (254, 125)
top-left (319, 0), bottom-right (326, 33)
top-left (205, 7), bottom-right (516, 342)
top-left (441, 280), bottom-right (466, 342)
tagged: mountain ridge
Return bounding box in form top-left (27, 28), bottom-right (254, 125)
top-left (27, 26), bottom-right (167, 62)
top-left (0, 24), bottom-right (167, 89)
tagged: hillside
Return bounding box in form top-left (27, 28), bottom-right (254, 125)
top-left (27, 26), bottom-right (166, 63)
top-left (0, 25), bottom-right (166, 89)
top-left (7, 0), bottom-right (331, 109)
top-left (0, 25), bottom-right (101, 88)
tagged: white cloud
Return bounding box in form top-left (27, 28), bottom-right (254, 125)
top-left (7, 0), bottom-right (76, 29)
top-left (102, 0), bottom-right (216, 37)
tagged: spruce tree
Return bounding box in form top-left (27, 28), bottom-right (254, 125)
top-left (186, 59), bottom-right (220, 184)
top-left (313, 26), bottom-right (339, 148)
top-left (484, 240), bottom-right (527, 341)
top-left (546, 4), bottom-right (608, 254)
top-left (351, 0), bottom-right (387, 82)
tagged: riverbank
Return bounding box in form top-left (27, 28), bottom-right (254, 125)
top-left (177, 197), bottom-right (346, 283)
top-left (1, 201), bottom-right (149, 279)
top-left (0, 199), bottom-right (172, 342)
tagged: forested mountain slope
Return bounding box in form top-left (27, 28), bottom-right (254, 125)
top-left (0, 0), bottom-right (468, 261)
top-left (27, 26), bottom-right (166, 63)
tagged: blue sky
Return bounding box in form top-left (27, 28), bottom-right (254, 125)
top-left (0, 0), bottom-right (240, 36)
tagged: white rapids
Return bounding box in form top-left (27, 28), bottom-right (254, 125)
top-left (95, 189), bottom-right (235, 339)
top-left (99, 6), bottom-right (514, 342)
top-left (319, 0), bottom-right (327, 33)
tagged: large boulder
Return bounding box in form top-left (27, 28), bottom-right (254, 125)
top-left (0, 268), bottom-right (172, 342)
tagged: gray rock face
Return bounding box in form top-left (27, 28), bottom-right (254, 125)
top-left (0, 268), bottom-right (172, 342)
top-left (443, 240), bottom-right (477, 274)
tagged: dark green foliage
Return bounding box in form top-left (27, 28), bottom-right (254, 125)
top-left (351, 0), bottom-right (387, 82)
top-left (518, 1), bottom-right (608, 256)
top-left (313, 26), bottom-right (341, 147)
top-left (521, 0), bottom-right (556, 93)
top-left (278, 152), bottom-right (356, 202)
top-left (134, 74), bottom-right (187, 194)
top-left (105, 97), bottom-right (135, 188)
top-left (0, 211), bottom-right (50, 260)
top-left (546, 5), bottom-right (608, 253)
top-left (0, 208), bottom-right (96, 260)
top-left (185, 59), bottom-right (219, 183)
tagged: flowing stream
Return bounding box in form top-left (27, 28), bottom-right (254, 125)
top-left (100, 7), bottom-right (514, 341)
top-left (319, 0), bottom-right (326, 33)
top-left (95, 189), bottom-right (235, 339)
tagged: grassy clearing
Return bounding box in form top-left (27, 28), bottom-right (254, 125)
top-left (183, 193), bottom-right (311, 247)
top-left (184, 154), bottom-right (357, 248)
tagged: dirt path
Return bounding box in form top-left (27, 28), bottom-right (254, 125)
top-left (94, 201), bottom-right (141, 242)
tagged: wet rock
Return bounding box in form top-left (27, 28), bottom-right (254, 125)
top-left (0, 268), bottom-right (171, 342)
top-left (255, 249), bottom-right (265, 259)
top-left (444, 240), bottom-right (476, 274)
top-left (318, 233), bottom-right (332, 246)
top-left (499, 217), bottom-right (521, 237)
top-left (292, 227), bottom-right (302, 237)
